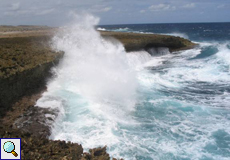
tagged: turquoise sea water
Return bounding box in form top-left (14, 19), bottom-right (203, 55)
top-left (37, 21), bottom-right (230, 160)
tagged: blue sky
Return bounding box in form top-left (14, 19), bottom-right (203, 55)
top-left (0, 0), bottom-right (229, 26)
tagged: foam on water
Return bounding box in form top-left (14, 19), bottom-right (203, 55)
top-left (133, 42), bottom-right (230, 159)
top-left (97, 27), bottom-right (106, 31)
top-left (126, 51), bottom-right (152, 69)
top-left (36, 14), bottom-right (138, 150)
top-left (36, 17), bottom-right (230, 159)
top-left (111, 27), bottom-right (130, 32)
top-left (163, 32), bottom-right (189, 39)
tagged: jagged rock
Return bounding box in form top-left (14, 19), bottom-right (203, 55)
top-left (13, 106), bottom-right (58, 138)
top-left (81, 146), bottom-right (110, 160)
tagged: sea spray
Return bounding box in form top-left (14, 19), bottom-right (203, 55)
top-left (126, 51), bottom-right (152, 69)
top-left (36, 14), bottom-right (139, 151)
top-left (35, 21), bottom-right (230, 159)
top-left (51, 15), bottom-right (137, 106)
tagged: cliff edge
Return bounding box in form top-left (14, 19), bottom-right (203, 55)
top-left (0, 26), bottom-right (196, 160)
top-left (100, 31), bottom-right (196, 52)
top-left (0, 27), bottom-right (196, 112)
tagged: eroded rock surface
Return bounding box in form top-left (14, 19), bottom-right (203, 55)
top-left (100, 31), bottom-right (196, 52)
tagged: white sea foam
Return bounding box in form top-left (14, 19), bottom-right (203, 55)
top-left (162, 32), bottom-right (189, 39)
top-left (51, 14), bottom-right (137, 106)
top-left (36, 17), bottom-right (230, 159)
top-left (156, 42), bottom-right (229, 84)
top-left (216, 42), bottom-right (230, 65)
top-left (36, 19), bottom-right (169, 157)
top-left (147, 47), bottom-right (170, 56)
top-left (97, 27), bottom-right (106, 31)
top-left (126, 51), bottom-right (152, 69)
top-left (36, 14), bottom-right (142, 154)
top-left (112, 27), bottom-right (130, 32)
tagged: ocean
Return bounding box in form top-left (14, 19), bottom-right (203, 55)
top-left (36, 16), bottom-right (230, 160)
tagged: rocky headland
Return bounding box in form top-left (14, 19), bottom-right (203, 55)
top-left (100, 31), bottom-right (196, 52)
top-left (0, 26), bottom-right (196, 159)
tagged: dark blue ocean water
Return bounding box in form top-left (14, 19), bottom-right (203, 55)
top-left (96, 23), bottom-right (230, 159)
top-left (37, 22), bottom-right (230, 160)
top-left (99, 22), bottom-right (230, 42)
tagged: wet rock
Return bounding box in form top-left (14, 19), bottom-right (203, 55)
top-left (82, 146), bottom-right (110, 160)
top-left (13, 106), bottom-right (58, 138)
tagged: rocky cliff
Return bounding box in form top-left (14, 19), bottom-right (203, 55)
top-left (0, 29), bottom-right (196, 113)
top-left (0, 36), bottom-right (63, 117)
top-left (100, 31), bottom-right (196, 52)
top-left (0, 26), bottom-right (196, 160)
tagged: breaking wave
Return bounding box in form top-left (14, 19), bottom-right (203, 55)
top-left (36, 16), bottom-right (230, 160)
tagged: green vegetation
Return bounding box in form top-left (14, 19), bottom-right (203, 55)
top-left (0, 36), bottom-right (61, 78)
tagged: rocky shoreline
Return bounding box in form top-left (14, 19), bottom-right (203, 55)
top-left (100, 31), bottom-right (196, 52)
top-left (1, 90), bottom-right (113, 160)
top-left (0, 26), bottom-right (196, 159)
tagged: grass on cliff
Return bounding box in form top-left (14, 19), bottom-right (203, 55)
top-left (0, 36), bottom-right (61, 78)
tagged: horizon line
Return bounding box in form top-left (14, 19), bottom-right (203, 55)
top-left (99, 21), bottom-right (230, 26)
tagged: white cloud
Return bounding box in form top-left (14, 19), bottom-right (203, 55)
top-left (217, 4), bottom-right (230, 9)
top-left (149, 4), bottom-right (176, 12)
top-left (4, 12), bottom-right (14, 16)
top-left (36, 9), bottom-right (55, 15)
top-left (89, 5), bottom-right (112, 13)
top-left (217, 4), bottom-right (225, 9)
top-left (9, 2), bottom-right (20, 11)
top-left (17, 10), bottom-right (31, 15)
top-left (183, 3), bottom-right (195, 9)
top-left (140, 10), bottom-right (146, 13)
top-left (101, 7), bottom-right (112, 12)
top-left (4, 10), bottom-right (31, 16)
top-left (4, 8), bottom-right (55, 17)
top-left (0, 0), bottom-right (230, 26)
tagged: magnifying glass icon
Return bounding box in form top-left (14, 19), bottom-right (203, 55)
top-left (3, 141), bottom-right (18, 157)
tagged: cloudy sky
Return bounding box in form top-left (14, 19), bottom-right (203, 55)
top-left (0, 0), bottom-right (229, 26)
